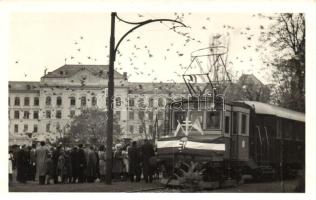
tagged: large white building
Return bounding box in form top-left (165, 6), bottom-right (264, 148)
top-left (8, 64), bottom-right (189, 144)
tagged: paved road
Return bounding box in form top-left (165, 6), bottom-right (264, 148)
top-left (9, 179), bottom-right (300, 192)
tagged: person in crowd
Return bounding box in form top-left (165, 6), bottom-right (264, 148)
top-left (29, 144), bottom-right (37, 181)
top-left (95, 147), bottom-right (100, 181)
top-left (70, 146), bottom-right (79, 183)
top-left (57, 148), bottom-right (66, 183)
top-left (98, 145), bottom-right (106, 182)
top-left (83, 145), bottom-right (90, 182)
top-left (122, 146), bottom-right (129, 181)
top-left (86, 146), bottom-right (97, 183)
top-left (45, 153), bottom-right (54, 184)
top-left (36, 141), bottom-right (49, 185)
top-left (141, 139), bottom-right (155, 183)
top-left (112, 144), bottom-right (123, 180)
top-left (52, 145), bottom-right (61, 184)
top-left (128, 141), bottom-right (141, 182)
top-left (9, 150), bottom-right (14, 186)
top-left (77, 144), bottom-right (87, 183)
top-left (64, 148), bottom-right (72, 183)
top-left (16, 145), bottom-right (28, 183)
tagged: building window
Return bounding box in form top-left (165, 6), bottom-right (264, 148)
top-left (24, 111), bottom-right (30, 119)
top-left (149, 98), bottom-right (154, 107)
top-left (46, 96), bottom-right (51, 106)
top-left (138, 98), bottom-right (146, 109)
top-left (92, 96), bottom-right (97, 106)
top-left (46, 123), bottom-right (51, 132)
top-left (56, 122), bottom-right (61, 132)
top-left (158, 97), bottom-right (165, 107)
top-left (129, 111), bottom-right (134, 120)
top-left (139, 126), bottom-right (144, 134)
top-left (14, 124), bottom-right (18, 133)
top-left (46, 110), bottom-right (51, 119)
top-left (225, 116), bottom-right (230, 134)
top-left (232, 112), bottom-right (238, 135)
top-left (24, 97), bottom-right (30, 106)
top-left (116, 97), bottom-right (121, 107)
top-left (33, 111), bottom-right (39, 119)
top-left (56, 110), bottom-right (62, 119)
top-left (14, 97), bottom-right (20, 106)
top-left (241, 114), bottom-right (247, 134)
top-left (14, 111), bottom-right (20, 119)
top-left (81, 96), bottom-right (86, 106)
top-left (139, 111), bottom-right (145, 120)
top-left (8, 97), bottom-right (10, 106)
top-left (70, 97), bottom-right (76, 106)
top-left (57, 96), bottom-right (62, 106)
top-left (149, 125), bottom-right (153, 134)
top-left (70, 110), bottom-right (76, 118)
top-left (34, 97), bottom-right (39, 106)
top-left (148, 112), bottom-right (153, 120)
top-left (33, 124), bottom-right (38, 133)
top-left (115, 111), bottom-right (121, 121)
top-left (129, 125), bottom-right (134, 134)
top-left (129, 98), bottom-right (135, 107)
top-left (24, 124), bottom-right (28, 132)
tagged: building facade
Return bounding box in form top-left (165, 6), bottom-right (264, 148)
top-left (8, 64), bottom-right (189, 143)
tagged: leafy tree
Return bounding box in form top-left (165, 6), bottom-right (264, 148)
top-left (260, 13), bottom-right (305, 112)
top-left (68, 108), bottom-right (121, 145)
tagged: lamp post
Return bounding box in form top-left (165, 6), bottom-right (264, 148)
top-left (106, 12), bottom-right (186, 184)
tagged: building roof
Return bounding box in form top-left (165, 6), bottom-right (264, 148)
top-left (42, 64), bottom-right (124, 79)
top-left (128, 82), bottom-right (189, 94)
top-left (240, 101), bottom-right (305, 122)
top-left (9, 81), bottom-right (40, 91)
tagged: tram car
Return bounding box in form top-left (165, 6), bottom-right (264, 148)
top-left (156, 97), bottom-right (305, 186)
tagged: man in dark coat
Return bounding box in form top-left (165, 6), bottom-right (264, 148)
top-left (52, 145), bottom-right (61, 184)
top-left (128, 141), bottom-right (141, 182)
top-left (70, 146), bottom-right (79, 183)
top-left (16, 145), bottom-right (28, 183)
top-left (77, 144), bottom-right (87, 183)
top-left (141, 139), bottom-right (155, 183)
top-left (29, 144), bottom-right (37, 181)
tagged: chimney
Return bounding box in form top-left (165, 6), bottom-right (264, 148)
top-left (123, 72), bottom-right (128, 81)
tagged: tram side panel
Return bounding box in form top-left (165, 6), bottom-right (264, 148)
top-left (230, 105), bottom-right (250, 163)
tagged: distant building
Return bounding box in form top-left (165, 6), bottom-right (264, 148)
top-left (8, 65), bottom-right (270, 144)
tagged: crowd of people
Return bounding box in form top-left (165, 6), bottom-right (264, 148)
top-left (9, 139), bottom-right (156, 185)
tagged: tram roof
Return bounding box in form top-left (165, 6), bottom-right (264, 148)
top-left (239, 101), bottom-right (305, 122)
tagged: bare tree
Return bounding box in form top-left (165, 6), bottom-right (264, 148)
top-left (260, 13), bottom-right (305, 112)
top-left (68, 108), bottom-right (121, 145)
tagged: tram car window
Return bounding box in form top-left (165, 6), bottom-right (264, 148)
top-left (206, 111), bottom-right (221, 130)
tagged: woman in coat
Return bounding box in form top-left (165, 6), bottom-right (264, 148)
top-left (57, 149), bottom-right (66, 183)
top-left (112, 144), bottom-right (123, 180)
top-left (98, 145), bottom-right (106, 182)
top-left (86, 146), bottom-right (97, 183)
top-left (122, 146), bottom-right (129, 181)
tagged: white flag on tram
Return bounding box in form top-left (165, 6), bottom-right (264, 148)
top-left (192, 118), bottom-right (204, 135)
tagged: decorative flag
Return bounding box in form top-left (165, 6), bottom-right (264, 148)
top-left (192, 117), bottom-right (204, 135)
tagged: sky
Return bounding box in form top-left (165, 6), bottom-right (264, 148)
top-left (8, 12), bottom-right (275, 84)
